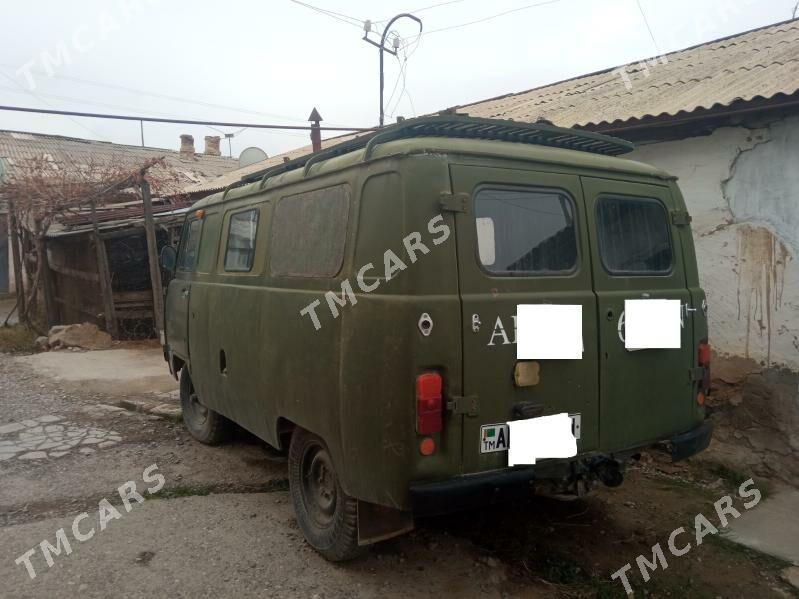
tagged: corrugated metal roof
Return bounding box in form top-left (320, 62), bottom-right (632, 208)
top-left (459, 19), bottom-right (799, 128)
top-left (184, 132), bottom-right (363, 194)
top-left (47, 207), bottom-right (190, 238)
top-left (187, 18), bottom-right (799, 195)
top-left (0, 129), bottom-right (238, 195)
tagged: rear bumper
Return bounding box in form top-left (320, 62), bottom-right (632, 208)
top-left (410, 419), bottom-right (713, 516)
top-left (410, 467), bottom-right (536, 516)
top-left (670, 419), bottom-right (713, 462)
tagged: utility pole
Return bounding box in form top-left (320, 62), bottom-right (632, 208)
top-left (362, 13), bottom-right (422, 127)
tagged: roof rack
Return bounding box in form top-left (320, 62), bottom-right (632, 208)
top-left (239, 114), bottom-right (633, 188)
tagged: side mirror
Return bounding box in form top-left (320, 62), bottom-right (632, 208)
top-left (160, 245), bottom-right (177, 273)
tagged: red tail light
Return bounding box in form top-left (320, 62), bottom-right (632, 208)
top-left (698, 342), bottom-right (711, 367)
top-left (416, 373), bottom-right (442, 435)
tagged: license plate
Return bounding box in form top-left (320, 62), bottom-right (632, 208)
top-left (480, 423), bottom-right (510, 453)
top-left (480, 414), bottom-right (581, 454)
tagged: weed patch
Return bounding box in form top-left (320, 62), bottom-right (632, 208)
top-left (705, 461), bottom-right (772, 500)
top-left (0, 324), bottom-right (38, 353)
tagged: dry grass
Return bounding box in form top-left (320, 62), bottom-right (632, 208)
top-left (0, 324), bottom-right (39, 353)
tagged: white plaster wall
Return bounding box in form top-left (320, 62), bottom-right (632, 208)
top-left (628, 117), bottom-right (799, 370)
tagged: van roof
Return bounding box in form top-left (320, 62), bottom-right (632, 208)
top-left (193, 115), bottom-right (671, 209)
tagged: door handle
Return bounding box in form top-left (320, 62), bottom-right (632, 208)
top-left (181, 288), bottom-right (189, 298)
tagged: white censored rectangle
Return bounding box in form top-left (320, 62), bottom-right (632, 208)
top-left (516, 304), bottom-right (582, 360)
top-left (624, 299), bottom-right (681, 349)
top-left (507, 413), bottom-right (577, 466)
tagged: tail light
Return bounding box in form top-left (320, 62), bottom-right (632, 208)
top-left (698, 341), bottom-right (711, 394)
top-left (416, 372), bottom-right (442, 435)
top-left (698, 342), bottom-right (711, 367)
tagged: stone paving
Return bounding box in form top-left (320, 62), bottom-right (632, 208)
top-left (0, 414), bottom-right (123, 462)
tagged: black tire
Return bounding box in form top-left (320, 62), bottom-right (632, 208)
top-left (288, 428), bottom-right (363, 561)
top-left (180, 368), bottom-right (230, 445)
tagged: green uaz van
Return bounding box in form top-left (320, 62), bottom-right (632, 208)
top-left (162, 115), bottom-right (712, 561)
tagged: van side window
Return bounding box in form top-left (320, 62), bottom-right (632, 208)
top-left (270, 184), bottom-right (350, 277)
top-left (224, 208), bottom-right (260, 272)
top-left (474, 187), bottom-right (577, 274)
top-left (177, 218), bottom-right (202, 271)
top-left (596, 196), bottom-right (672, 275)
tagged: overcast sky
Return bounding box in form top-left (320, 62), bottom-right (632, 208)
top-left (1, 0), bottom-right (795, 160)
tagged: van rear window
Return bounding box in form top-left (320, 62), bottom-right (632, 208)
top-left (474, 187), bottom-right (577, 274)
top-left (596, 196), bottom-right (672, 275)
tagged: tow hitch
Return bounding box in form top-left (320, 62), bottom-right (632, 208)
top-left (592, 458), bottom-right (625, 488)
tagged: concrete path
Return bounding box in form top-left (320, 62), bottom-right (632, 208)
top-left (16, 348), bottom-right (177, 395)
top-left (724, 489), bottom-right (799, 565)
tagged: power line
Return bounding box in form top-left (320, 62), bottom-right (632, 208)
top-left (404, 0), bottom-right (564, 40)
top-left (207, 126), bottom-right (248, 137)
top-left (0, 105), bottom-right (373, 132)
top-left (0, 83), bottom-right (308, 141)
top-left (206, 126), bottom-right (254, 157)
top-left (0, 69), bottom-right (107, 141)
top-left (635, 0), bottom-right (661, 55)
top-left (385, 55), bottom-right (407, 112)
top-left (0, 64), bottom-right (328, 126)
top-left (387, 34), bottom-right (423, 118)
top-left (288, 0), bottom-right (363, 28)
top-left (375, 0), bottom-right (466, 24)
top-left (0, 84), bottom-right (199, 122)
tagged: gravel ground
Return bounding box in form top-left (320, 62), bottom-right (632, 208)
top-left (0, 351), bottom-right (89, 424)
top-left (1, 349), bottom-right (795, 598)
top-left (0, 352), bottom-right (542, 597)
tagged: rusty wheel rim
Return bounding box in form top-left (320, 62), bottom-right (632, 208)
top-left (301, 441), bottom-right (337, 528)
top-left (186, 391), bottom-right (209, 427)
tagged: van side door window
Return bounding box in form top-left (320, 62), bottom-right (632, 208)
top-left (224, 208), bottom-right (260, 272)
top-left (596, 196), bottom-right (673, 275)
top-left (177, 218), bottom-right (202, 272)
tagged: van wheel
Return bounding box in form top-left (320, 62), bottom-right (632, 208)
top-left (180, 369), bottom-right (229, 445)
top-left (288, 428), bottom-right (362, 561)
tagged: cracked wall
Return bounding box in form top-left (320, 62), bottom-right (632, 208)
top-left (629, 116), bottom-right (798, 370)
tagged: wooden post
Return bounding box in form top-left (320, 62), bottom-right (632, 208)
top-left (38, 236), bottom-right (57, 328)
top-left (7, 202), bottom-right (26, 318)
top-left (90, 198), bottom-right (118, 337)
top-left (140, 178), bottom-right (165, 341)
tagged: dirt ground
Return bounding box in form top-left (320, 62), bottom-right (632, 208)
top-left (0, 343), bottom-right (797, 598)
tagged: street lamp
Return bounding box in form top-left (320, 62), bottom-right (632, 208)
top-left (362, 13), bottom-right (422, 127)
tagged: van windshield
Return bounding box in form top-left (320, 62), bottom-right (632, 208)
top-left (474, 186), bottom-right (577, 275)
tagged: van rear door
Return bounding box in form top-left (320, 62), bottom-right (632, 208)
top-left (449, 165), bottom-right (599, 474)
top-left (581, 178), bottom-right (695, 452)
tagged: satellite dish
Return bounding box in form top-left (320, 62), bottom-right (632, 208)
top-left (238, 146), bottom-right (268, 168)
